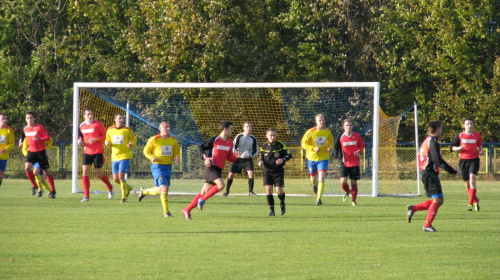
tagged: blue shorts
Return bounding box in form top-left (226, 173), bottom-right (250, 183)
top-left (0, 160), bottom-right (7, 171)
top-left (151, 164), bottom-right (172, 187)
top-left (307, 159), bottom-right (329, 176)
top-left (33, 162), bottom-right (45, 175)
top-left (112, 160), bottom-right (130, 175)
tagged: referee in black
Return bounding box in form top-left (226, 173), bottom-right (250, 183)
top-left (259, 127), bottom-right (292, 216)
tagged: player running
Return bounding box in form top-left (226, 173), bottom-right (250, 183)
top-left (407, 120), bottom-right (460, 232)
top-left (334, 119), bottom-right (365, 206)
top-left (78, 109), bottom-right (114, 202)
top-left (182, 121), bottom-right (239, 220)
top-left (140, 121), bottom-right (180, 217)
top-left (23, 112), bottom-right (57, 198)
top-left (22, 136), bottom-right (53, 197)
top-left (301, 114), bottom-right (334, 206)
top-left (450, 119), bottom-right (484, 211)
top-left (105, 113), bottom-right (137, 203)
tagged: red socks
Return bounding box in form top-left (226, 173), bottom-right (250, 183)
top-left (185, 193), bottom-right (203, 212)
top-left (100, 175), bottom-right (113, 191)
top-left (46, 174), bottom-right (55, 192)
top-left (424, 202), bottom-right (441, 227)
top-left (26, 171), bottom-right (37, 188)
top-left (83, 176), bottom-right (90, 198)
top-left (468, 188), bottom-right (478, 204)
top-left (413, 199), bottom-right (433, 212)
top-left (202, 185), bottom-right (220, 201)
top-left (351, 185), bottom-right (358, 202)
top-left (341, 183), bottom-right (350, 195)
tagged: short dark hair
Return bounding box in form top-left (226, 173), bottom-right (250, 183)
top-left (428, 120), bottom-right (442, 134)
top-left (26, 111), bottom-right (35, 118)
top-left (0, 113), bottom-right (6, 118)
top-left (219, 121), bottom-right (233, 131)
top-left (114, 112), bottom-right (124, 118)
top-left (463, 118), bottom-right (473, 124)
top-left (267, 127), bottom-right (276, 133)
top-left (83, 108), bottom-right (93, 114)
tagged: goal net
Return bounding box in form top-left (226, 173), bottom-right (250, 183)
top-left (72, 82), bottom-right (417, 197)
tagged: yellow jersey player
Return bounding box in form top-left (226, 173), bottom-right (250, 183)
top-left (301, 114), bottom-right (334, 206)
top-left (105, 113), bottom-right (137, 203)
top-left (0, 113), bottom-right (15, 187)
top-left (140, 121), bottom-right (180, 217)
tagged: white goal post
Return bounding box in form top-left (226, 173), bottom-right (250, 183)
top-left (72, 82), bottom-right (381, 196)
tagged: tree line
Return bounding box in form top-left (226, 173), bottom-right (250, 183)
top-left (0, 0), bottom-right (498, 142)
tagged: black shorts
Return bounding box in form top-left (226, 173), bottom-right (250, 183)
top-left (82, 153), bottom-right (105, 168)
top-left (262, 168), bottom-right (285, 187)
top-left (26, 150), bottom-right (50, 170)
top-left (339, 164), bottom-right (360, 180)
top-left (459, 158), bottom-right (480, 181)
top-left (229, 158), bottom-right (254, 174)
top-left (421, 170), bottom-right (443, 198)
top-left (205, 166), bottom-right (223, 184)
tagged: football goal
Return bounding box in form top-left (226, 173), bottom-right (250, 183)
top-left (72, 82), bottom-right (418, 197)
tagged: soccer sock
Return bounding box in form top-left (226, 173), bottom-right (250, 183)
top-left (0, 173), bottom-right (3, 186)
top-left (468, 188), bottom-right (476, 205)
top-left (83, 176), bottom-right (90, 198)
top-left (424, 202), bottom-right (441, 228)
top-left (120, 181), bottom-right (127, 199)
top-left (46, 174), bottom-right (55, 192)
top-left (143, 187), bottom-right (160, 196)
top-left (248, 178), bottom-right (254, 192)
top-left (100, 175), bottom-right (113, 191)
top-left (278, 193), bottom-right (285, 206)
top-left (201, 185), bottom-right (219, 201)
top-left (41, 178), bottom-right (51, 192)
top-left (34, 174), bottom-right (43, 190)
top-left (351, 184), bottom-right (358, 202)
top-left (185, 193), bottom-right (203, 212)
top-left (226, 178), bottom-right (233, 194)
top-left (26, 171), bottom-right (37, 188)
top-left (341, 182), bottom-right (351, 195)
top-left (267, 194), bottom-right (275, 211)
top-left (317, 182), bottom-right (325, 200)
top-left (161, 192), bottom-right (168, 214)
top-left (413, 199), bottom-right (433, 212)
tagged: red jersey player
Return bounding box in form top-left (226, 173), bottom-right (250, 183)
top-left (407, 120), bottom-right (460, 232)
top-left (78, 109), bottom-right (114, 202)
top-left (23, 112), bottom-right (57, 198)
top-left (450, 118), bottom-right (484, 211)
top-left (182, 121), bottom-right (239, 220)
top-left (334, 119), bottom-right (365, 206)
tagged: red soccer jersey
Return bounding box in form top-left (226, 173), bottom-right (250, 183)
top-left (201, 136), bottom-right (238, 169)
top-left (79, 120), bottom-right (106, 155)
top-left (23, 124), bottom-right (50, 152)
top-left (455, 132), bottom-right (483, 160)
top-left (339, 132), bottom-right (365, 167)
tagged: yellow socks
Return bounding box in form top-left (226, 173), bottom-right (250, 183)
top-left (317, 182), bottom-right (325, 200)
top-left (161, 192), bottom-right (168, 214)
top-left (143, 187), bottom-right (160, 196)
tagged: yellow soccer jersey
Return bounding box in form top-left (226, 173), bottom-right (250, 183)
top-left (0, 126), bottom-right (15, 160)
top-left (301, 127), bottom-right (334, 161)
top-left (105, 126), bottom-right (137, 161)
top-left (143, 135), bottom-right (180, 165)
top-left (22, 137), bottom-right (52, 156)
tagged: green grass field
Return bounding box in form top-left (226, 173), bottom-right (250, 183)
top-left (0, 179), bottom-right (498, 279)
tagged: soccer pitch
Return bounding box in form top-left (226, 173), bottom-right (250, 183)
top-left (0, 179), bottom-right (498, 279)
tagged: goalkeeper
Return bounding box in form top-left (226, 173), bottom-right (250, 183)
top-left (223, 122), bottom-right (259, 196)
